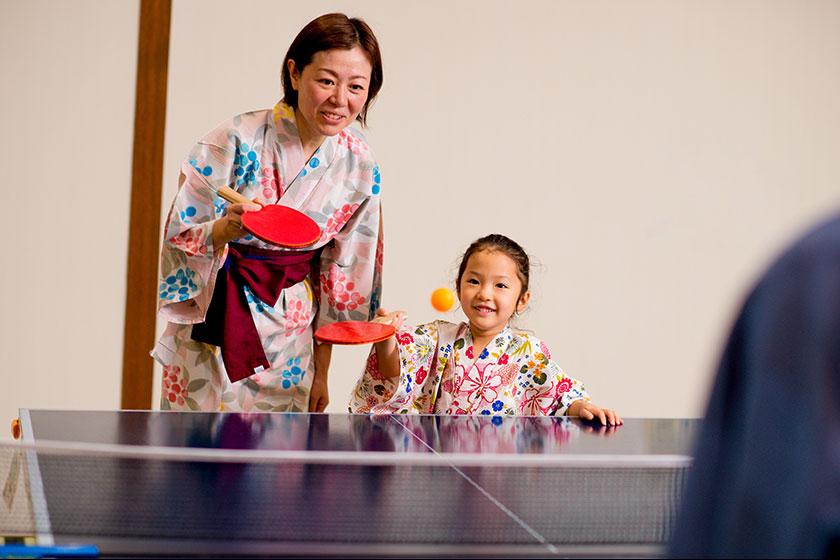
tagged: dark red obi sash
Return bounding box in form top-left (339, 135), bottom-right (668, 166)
top-left (191, 243), bottom-right (316, 383)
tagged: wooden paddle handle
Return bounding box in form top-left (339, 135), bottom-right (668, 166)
top-left (217, 185), bottom-right (261, 206)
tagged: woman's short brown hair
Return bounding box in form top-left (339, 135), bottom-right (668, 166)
top-left (281, 13), bottom-right (383, 127)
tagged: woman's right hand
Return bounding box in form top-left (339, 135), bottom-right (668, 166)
top-left (212, 202), bottom-right (262, 251)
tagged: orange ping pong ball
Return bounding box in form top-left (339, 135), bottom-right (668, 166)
top-left (431, 287), bottom-right (455, 312)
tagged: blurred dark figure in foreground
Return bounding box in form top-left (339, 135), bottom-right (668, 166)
top-left (670, 214), bottom-right (840, 558)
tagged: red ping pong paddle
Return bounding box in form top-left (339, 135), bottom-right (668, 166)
top-left (314, 321), bottom-right (396, 345)
top-left (217, 186), bottom-right (321, 248)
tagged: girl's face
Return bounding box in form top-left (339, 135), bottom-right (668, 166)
top-left (458, 250), bottom-right (530, 340)
top-left (288, 47), bottom-right (372, 146)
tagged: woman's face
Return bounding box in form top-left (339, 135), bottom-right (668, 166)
top-left (288, 47), bottom-right (373, 143)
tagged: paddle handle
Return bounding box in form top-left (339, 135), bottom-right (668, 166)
top-left (217, 185), bottom-right (262, 207)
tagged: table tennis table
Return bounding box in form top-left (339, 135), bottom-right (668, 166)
top-left (2, 410), bottom-right (696, 557)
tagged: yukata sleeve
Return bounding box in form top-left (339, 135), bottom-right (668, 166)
top-left (158, 135), bottom-right (237, 324)
top-left (315, 163), bottom-right (383, 327)
top-left (526, 335), bottom-right (590, 416)
top-left (349, 321), bottom-right (441, 414)
top-left (548, 361), bottom-right (590, 416)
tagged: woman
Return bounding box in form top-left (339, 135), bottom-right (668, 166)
top-left (153, 13), bottom-right (384, 413)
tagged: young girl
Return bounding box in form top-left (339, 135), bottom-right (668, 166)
top-left (350, 234), bottom-right (621, 425)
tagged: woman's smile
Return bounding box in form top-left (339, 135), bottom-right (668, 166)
top-left (320, 110), bottom-right (345, 123)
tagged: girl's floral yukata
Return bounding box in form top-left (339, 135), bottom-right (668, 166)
top-left (350, 321), bottom-right (589, 416)
top-left (153, 100), bottom-right (383, 412)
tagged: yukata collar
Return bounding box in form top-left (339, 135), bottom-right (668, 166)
top-left (272, 100), bottom-right (297, 136)
top-left (271, 99), bottom-right (339, 152)
top-left (462, 323), bottom-right (514, 356)
top-left (272, 100), bottom-right (304, 155)
top-left (271, 99), bottom-right (338, 196)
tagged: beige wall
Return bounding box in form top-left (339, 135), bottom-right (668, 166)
top-left (4, 1), bottom-right (840, 437)
top-left (0, 0), bottom-right (138, 439)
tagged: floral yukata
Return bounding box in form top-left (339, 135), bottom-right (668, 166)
top-left (351, 321), bottom-right (589, 416)
top-left (154, 100), bottom-right (383, 412)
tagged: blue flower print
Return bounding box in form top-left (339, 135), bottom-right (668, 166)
top-left (189, 159), bottom-right (212, 177)
top-left (481, 410), bottom-right (491, 415)
top-left (492, 416), bottom-right (503, 426)
top-left (179, 206), bottom-right (197, 222)
top-left (492, 400), bottom-right (504, 412)
top-left (213, 198), bottom-right (226, 217)
top-left (244, 285), bottom-right (272, 314)
top-left (371, 165), bottom-right (381, 195)
top-left (309, 157), bottom-right (320, 168)
top-left (233, 143), bottom-right (260, 186)
top-left (160, 268), bottom-right (198, 302)
top-left (479, 348), bottom-right (489, 360)
top-left (281, 357), bottom-right (304, 389)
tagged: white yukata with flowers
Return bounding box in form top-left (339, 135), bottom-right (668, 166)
top-left (154, 100), bottom-right (383, 412)
top-left (350, 321), bottom-right (589, 416)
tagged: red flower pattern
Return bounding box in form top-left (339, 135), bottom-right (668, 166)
top-left (555, 377), bottom-right (573, 395)
top-left (415, 367), bottom-right (428, 385)
top-left (519, 386), bottom-right (555, 416)
top-left (283, 299), bottom-right (311, 337)
top-left (337, 129), bottom-right (369, 156)
top-left (169, 228), bottom-right (207, 257)
top-left (365, 351), bottom-right (387, 381)
top-left (162, 365), bottom-right (189, 407)
top-left (320, 266), bottom-right (366, 312)
top-left (396, 332), bottom-right (414, 345)
top-left (459, 363), bottom-right (502, 407)
top-left (259, 166), bottom-right (284, 201)
top-left (375, 233), bottom-right (384, 272)
top-left (320, 203), bottom-right (360, 242)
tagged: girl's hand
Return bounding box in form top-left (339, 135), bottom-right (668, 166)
top-left (567, 400), bottom-right (623, 426)
top-left (212, 202), bottom-right (261, 250)
top-left (370, 308), bottom-right (405, 379)
top-left (372, 308), bottom-right (407, 330)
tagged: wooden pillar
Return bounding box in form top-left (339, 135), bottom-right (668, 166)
top-left (121, 0), bottom-right (171, 409)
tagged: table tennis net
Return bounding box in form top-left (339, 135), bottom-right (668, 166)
top-left (1, 442), bottom-right (688, 549)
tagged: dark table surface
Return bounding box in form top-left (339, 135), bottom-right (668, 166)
top-left (6, 410), bottom-right (698, 557)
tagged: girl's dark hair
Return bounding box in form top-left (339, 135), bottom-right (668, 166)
top-left (281, 13), bottom-right (383, 126)
top-left (456, 234), bottom-right (530, 298)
